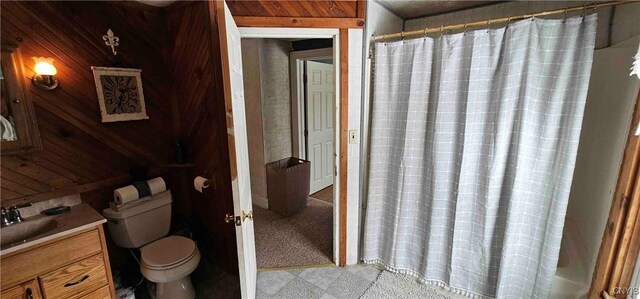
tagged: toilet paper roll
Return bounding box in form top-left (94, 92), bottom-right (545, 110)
top-left (147, 177), bottom-right (166, 195)
top-left (114, 185), bottom-right (140, 205)
top-left (194, 176), bottom-right (209, 193)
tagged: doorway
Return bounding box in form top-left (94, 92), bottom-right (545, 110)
top-left (240, 37), bottom-right (337, 269)
top-left (290, 47), bottom-right (336, 198)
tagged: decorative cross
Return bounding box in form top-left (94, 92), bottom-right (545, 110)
top-left (102, 29), bottom-right (120, 56)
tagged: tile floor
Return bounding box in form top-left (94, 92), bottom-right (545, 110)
top-left (256, 265), bottom-right (382, 299)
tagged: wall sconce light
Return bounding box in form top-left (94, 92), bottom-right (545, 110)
top-left (31, 57), bottom-right (58, 90)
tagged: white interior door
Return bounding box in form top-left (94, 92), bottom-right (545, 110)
top-left (222, 3), bottom-right (256, 298)
top-left (305, 60), bottom-right (335, 194)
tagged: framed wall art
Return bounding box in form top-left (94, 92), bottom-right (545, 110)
top-left (91, 66), bottom-right (148, 122)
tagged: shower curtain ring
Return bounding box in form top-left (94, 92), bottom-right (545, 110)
top-left (463, 23), bottom-right (468, 35)
top-left (486, 19), bottom-right (491, 32)
top-left (563, 8), bottom-right (568, 23)
top-left (440, 25), bottom-right (444, 38)
top-left (423, 28), bottom-right (429, 39)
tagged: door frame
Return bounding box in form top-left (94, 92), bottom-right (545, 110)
top-left (238, 27), bottom-right (347, 266)
top-left (290, 48), bottom-right (334, 159)
top-left (590, 90), bottom-right (640, 298)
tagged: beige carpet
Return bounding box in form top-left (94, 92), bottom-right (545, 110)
top-left (254, 197), bottom-right (333, 269)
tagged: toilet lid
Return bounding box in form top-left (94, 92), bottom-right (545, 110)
top-left (141, 236), bottom-right (196, 268)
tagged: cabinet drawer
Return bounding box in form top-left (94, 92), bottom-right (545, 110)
top-left (39, 253), bottom-right (108, 299)
top-left (1, 229), bottom-right (103, 290)
top-left (79, 285), bottom-right (111, 299)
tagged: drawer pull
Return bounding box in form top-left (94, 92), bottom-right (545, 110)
top-left (63, 275), bottom-right (89, 287)
top-left (25, 288), bottom-right (33, 299)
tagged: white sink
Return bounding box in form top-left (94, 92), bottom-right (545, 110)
top-left (1, 217), bottom-right (58, 249)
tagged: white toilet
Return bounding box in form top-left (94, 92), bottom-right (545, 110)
top-left (103, 191), bottom-right (201, 299)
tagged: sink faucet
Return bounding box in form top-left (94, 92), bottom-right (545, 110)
top-left (1, 205), bottom-right (9, 227)
top-left (1, 203), bottom-right (32, 227)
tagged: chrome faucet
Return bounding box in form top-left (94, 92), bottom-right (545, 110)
top-left (1, 205), bottom-right (10, 227)
top-left (1, 203), bottom-right (32, 227)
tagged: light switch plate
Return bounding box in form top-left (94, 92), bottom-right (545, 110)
top-left (349, 129), bottom-right (359, 144)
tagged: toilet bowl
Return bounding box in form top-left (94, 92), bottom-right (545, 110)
top-left (141, 236), bottom-right (201, 299)
top-left (103, 191), bottom-right (200, 299)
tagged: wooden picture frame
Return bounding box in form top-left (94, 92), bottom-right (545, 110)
top-left (91, 67), bottom-right (148, 122)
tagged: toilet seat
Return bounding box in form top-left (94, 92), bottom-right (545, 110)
top-left (140, 236), bottom-right (201, 283)
top-left (142, 236), bottom-right (197, 269)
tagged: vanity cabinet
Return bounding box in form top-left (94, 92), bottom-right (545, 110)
top-left (1, 279), bottom-right (41, 299)
top-left (1, 226), bottom-right (115, 299)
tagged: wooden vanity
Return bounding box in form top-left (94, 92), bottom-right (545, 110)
top-left (0, 205), bottom-right (115, 299)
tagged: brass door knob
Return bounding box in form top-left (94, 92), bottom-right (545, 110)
top-left (242, 210), bottom-right (253, 221)
top-left (224, 213), bottom-right (234, 223)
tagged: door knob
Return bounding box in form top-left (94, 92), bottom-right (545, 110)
top-left (224, 213), bottom-right (234, 223)
top-left (242, 210), bottom-right (253, 222)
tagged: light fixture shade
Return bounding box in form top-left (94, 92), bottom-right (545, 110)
top-left (32, 57), bottom-right (57, 76)
top-left (632, 43), bottom-right (640, 80)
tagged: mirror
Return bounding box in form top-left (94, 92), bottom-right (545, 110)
top-left (0, 44), bottom-right (41, 155)
top-left (1, 61), bottom-right (18, 141)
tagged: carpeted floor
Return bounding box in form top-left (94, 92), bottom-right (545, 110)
top-left (254, 197), bottom-right (333, 269)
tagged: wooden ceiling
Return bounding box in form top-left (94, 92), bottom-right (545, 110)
top-left (378, 0), bottom-right (501, 19)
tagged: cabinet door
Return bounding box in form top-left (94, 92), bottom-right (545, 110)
top-left (1, 279), bottom-right (42, 299)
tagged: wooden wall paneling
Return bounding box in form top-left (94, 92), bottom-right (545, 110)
top-left (226, 0), bottom-right (358, 18)
top-left (339, 28), bottom-right (349, 267)
top-left (356, 0), bottom-right (366, 18)
top-left (590, 90), bottom-right (640, 298)
top-left (232, 16), bottom-right (364, 28)
top-left (1, 167), bottom-right (50, 194)
top-left (1, 1), bottom-right (180, 209)
top-left (1, 158), bottom-right (73, 189)
top-left (228, 0), bottom-right (364, 28)
top-left (165, 1), bottom-right (239, 274)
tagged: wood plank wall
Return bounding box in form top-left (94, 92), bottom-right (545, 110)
top-left (165, 1), bottom-right (239, 274)
top-left (0, 1), bottom-right (181, 212)
top-left (226, 0), bottom-right (359, 18)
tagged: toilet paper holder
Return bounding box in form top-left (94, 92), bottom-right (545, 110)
top-left (202, 179), bottom-right (211, 189)
top-left (193, 176), bottom-right (213, 193)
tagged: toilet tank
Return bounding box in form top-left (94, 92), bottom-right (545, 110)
top-left (102, 190), bottom-right (172, 248)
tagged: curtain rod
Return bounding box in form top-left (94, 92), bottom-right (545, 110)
top-left (371, 0), bottom-right (639, 43)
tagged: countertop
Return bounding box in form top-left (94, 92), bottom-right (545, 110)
top-left (0, 204), bottom-right (106, 257)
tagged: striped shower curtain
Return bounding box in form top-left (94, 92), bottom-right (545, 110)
top-left (363, 15), bottom-right (597, 298)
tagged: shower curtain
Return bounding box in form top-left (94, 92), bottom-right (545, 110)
top-left (363, 15), bottom-right (597, 298)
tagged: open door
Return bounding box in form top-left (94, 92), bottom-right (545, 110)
top-left (305, 60), bottom-right (335, 194)
top-left (215, 2), bottom-right (257, 298)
